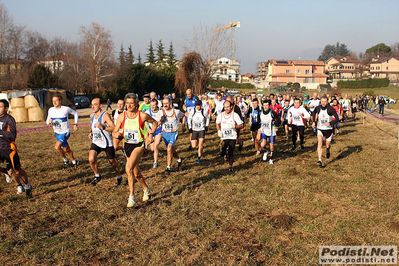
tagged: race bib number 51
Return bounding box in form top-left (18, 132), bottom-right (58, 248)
top-left (125, 129), bottom-right (139, 144)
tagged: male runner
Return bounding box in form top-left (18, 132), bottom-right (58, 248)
top-left (145, 99), bottom-right (163, 169)
top-left (287, 98), bottom-right (310, 152)
top-left (0, 99), bottom-right (31, 196)
top-left (138, 94), bottom-right (151, 113)
top-left (312, 96), bottom-right (339, 167)
top-left (155, 97), bottom-right (184, 175)
top-left (246, 98), bottom-right (262, 155)
top-left (183, 89), bottom-right (197, 150)
top-left (308, 92), bottom-right (320, 133)
top-left (46, 95), bottom-right (79, 168)
top-left (280, 99), bottom-right (291, 139)
top-left (113, 93), bottom-right (157, 208)
top-left (88, 98), bottom-right (123, 186)
top-left (216, 100), bottom-right (244, 173)
top-left (188, 100), bottom-right (209, 163)
top-left (258, 100), bottom-right (280, 164)
top-left (112, 99), bottom-right (125, 151)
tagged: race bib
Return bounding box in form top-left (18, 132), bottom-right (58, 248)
top-left (293, 115), bottom-right (301, 121)
top-left (125, 129), bottom-right (139, 144)
top-left (52, 119), bottom-right (62, 129)
top-left (223, 129), bottom-right (233, 138)
top-left (93, 132), bottom-right (104, 142)
top-left (193, 122), bottom-right (203, 130)
top-left (262, 122), bottom-right (270, 129)
top-left (187, 107), bottom-right (194, 113)
top-left (163, 123), bottom-right (174, 132)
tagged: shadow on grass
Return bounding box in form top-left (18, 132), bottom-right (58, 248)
top-left (327, 145), bottom-right (363, 166)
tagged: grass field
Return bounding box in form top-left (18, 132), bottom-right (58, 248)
top-left (1, 113), bottom-right (399, 265)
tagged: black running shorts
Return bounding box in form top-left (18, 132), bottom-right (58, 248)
top-left (90, 143), bottom-right (116, 159)
top-left (123, 142), bottom-right (147, 158)
top-left (0, 149), bottom-right (21, 171)
top-left (191, 130), bottom-right (205, 141)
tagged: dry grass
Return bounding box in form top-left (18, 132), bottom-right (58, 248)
top-left (1, 113), bottom-right (399, 265)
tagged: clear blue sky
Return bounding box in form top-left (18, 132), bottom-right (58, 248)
top-left (3, 0), bottom-right (399, 73)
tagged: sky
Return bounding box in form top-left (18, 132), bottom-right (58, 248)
top-left (3, 0), bottom-right (399, 73)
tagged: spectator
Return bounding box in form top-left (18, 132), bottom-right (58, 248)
top-left (378, 97), bottom-right (386, 116)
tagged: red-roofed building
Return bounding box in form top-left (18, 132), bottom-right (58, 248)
top-left (325, 56), bottom-right (363, 80)
top-left (261, 59), bottom-right (327, 89)
top-left (369, 56), bottom-right (399, 81)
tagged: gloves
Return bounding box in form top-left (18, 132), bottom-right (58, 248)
top-left (218, 130), bottom-right (223, 138)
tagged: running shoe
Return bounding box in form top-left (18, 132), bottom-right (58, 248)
top-left (153, 162), bottom-right (158, 169)
top-left (17, 185), bottom-right (25, 195)
top-left (127, 196), bottom-right (136, 208)
top-left (255, 151), bottom-right (261, 156)
top-left (228, 168), bottom-right (235, 174)
top-left (262, 151), bottom-right (268, 161)
top-left (177, 159), bottom-right (182, 171)
top-left (196, 158), bottom-right (201, 164)
top-left (301, 145), bottom-right (305, 150)
top-left (25, 184), bottom-right (32, 197)
top-left (73, 160), bottom-right (80, 169)
top-left (143, 186), bottom-right (150, 202)
top-left (117, 177), bottom-right (122, 186)
top-left (165, 168), bottom-right (171, 175)
top-left (5, 172), bottom-right (12, 183)
top-left (290, 145), bottom-right (296, 152)
top-left (269, 159), bottom-right (274, 165)
top-left (91, 176), bottom-right (102, 186)
top-left (317, 159), bottom-right (322, 167)
top-left (251, 137), bottom-right (254, 142)
top-left (326, 150), bottom-right (331, 159)
top-left (187, 145), bottom-right (193, 151)
top-left (63, 160), bottom-right (69, 169)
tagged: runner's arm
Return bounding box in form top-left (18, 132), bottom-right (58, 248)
top-left (328, 106), bottom-right (339, 126)
top-left (67, 107), bottom-right (79, 125)
top-left (0, 118), bottom-right (17, 141)
top-left (101, 112), bottom-right (115, 132)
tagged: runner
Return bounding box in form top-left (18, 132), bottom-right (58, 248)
top-left (246, 98), bottom-right (262, 155)
top-left (341, 94), bottom-right (351, 122)
top-left (308, 92), bottom-right (320, 133)
top-left (312, 96), bottom-right (339, 167)
top-left (155, 97), bottom-right (184, 175)
top-left (287, 98), bottom-right (311, 152)
top-left (216, 100), bottom-right (244, 173)
top-left (113, 93), bottom-right (157, 208)
top-left (138, 94), bottom-right (151, 113)
top-left (183, 89), bottom-right (197, 150)
top-left (280, 99), bottom-right (291, 139)
top-left (0, 99), bottom-right (32, 197)
top-left (188, 100), bottom-right (209, 164)
top-left (331, 99), bottom-right (343, 135)
top-left (112, 99), bottom-right (125, 151)
top-left (145, 99), bottom-right (163, 169)
top-left (46, 94), bottom-right (79, 169)
top-left (258, 100), bottom-right (280, 164)
top-left (88, 98), bottom-right (122, 186)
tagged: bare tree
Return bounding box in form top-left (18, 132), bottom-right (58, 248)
top-left (79, 22), bottom-right (115, 93)
top-left (0, 3), bottom-right (13, 60)
top-left (25, 30), bottom-right (50, 65)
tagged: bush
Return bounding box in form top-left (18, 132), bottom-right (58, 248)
top-left (337, 78), bottom-right (389, 89)
top-left (292, 82), bottom-right (300, 91)
top-left (363, 90), bottom-right (375, 97)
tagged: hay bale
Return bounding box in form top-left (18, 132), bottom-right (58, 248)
top-left (24, 95), bottom-right (40, 108)
top-left (28, 107), bottom-right (45, 122)
top-left (10, 98), bottom-right (25, 108)
top-left (12, 107), bottom-right (28, 123)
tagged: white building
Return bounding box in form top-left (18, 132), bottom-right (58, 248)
top-left (209, 57), bottom-right (240, 82)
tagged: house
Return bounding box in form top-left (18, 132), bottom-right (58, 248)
top-left (209, 57), bottom-right (240, 82)
top-left (264, 59), bottom-right (327, 90)
top-left (369, 56), bottom-right (399, 81)
top-left (325, 56), bottom-right (362, 80)
top-left (0, 58), bottom-right (23, 76)
top-left (241, 73), bottom-right (259, 83)
top-left (38, 53), bottom-right (70, 73)
top-left (257, 62), bottom-right (268, 81)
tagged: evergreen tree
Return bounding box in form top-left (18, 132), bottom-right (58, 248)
top-left (156, 39), bottom-right (165, 63)
top-left (168, 41), bottom-right (176, 66)
top-left (127, 45), bottom-right (134, 65)
top-left (27, 64), bottom-right (56, 89)
top-left (146, 40), bottom-right (155, 65)
top-left (318, 42), bottom-right (350, 62)
top-left (137, 52), bottom-right (142, 64)
top-left (119, 44), bottom-right (126, 69)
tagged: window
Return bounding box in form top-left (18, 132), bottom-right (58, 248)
top-left (297, 78), bottom-right (301, 83)
top-left (286, 69), bottom-right (290, 73)
top-left (312, 78), bottom-right (316, 83)
top-left (297, 69), bottom-right (302, 73)
top-left (386, 67), bottom-right (389, 70)
top-left (219, 61), bottom-right (222, 64)
top-left (304, 78), bottom-right (310, 83)
top-left (290, 78), bottom-right (293, 82)
top-left (305, 69), bottom-right (310, 74)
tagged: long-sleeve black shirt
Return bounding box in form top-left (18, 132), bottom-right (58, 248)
top-left (0, 114), bottom-right (17, 149)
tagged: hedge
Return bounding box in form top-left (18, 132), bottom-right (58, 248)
top-left (337, 78), bottom-right (389, 89)
top-left (209, 79), bottom-right (255, 89)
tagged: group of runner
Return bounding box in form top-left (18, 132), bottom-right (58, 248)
top-left (1, 89), bottom-right (357, 207)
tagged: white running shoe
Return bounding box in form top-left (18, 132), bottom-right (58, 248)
top-left (127, 196), bottom-right (136, 208)
top-left (17, 185), bottom-right (25, 195)
top-left (5, 173), bottom-right (12, 183)
top-left (153, 162), bottom-right (158, 169)
top-left (256, 151), bottom-right (261, 156)
top-left (262, 151), bottom-right (268, 161)
top-left (269, 159), bottom-right (274, 165)
top-left (143, 186), bottom-right (150, 202)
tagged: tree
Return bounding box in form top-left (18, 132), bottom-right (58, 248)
top-left (27, 64), bottom-right (56, 88)
top-left (0, 3), bottom-right (13, 60)
top-left (175, 51), bottom-right (210, 96)
top-left (391, 43), bottom-right (399, 57)
top-left (156, 39), bottom-right (165, 63)
top-left (318, 42), bottom-right (350, 61)
top-left (119, 44), bottom-right (126, 69)
top-left (146, 40), bottom-right (155, 65)
top-left (127, 45), bottom-right (134, 65)
top-left (79, 22), bottom-right (115, 93)
top-left (137, 52), bottom-right (142, 64)
top-left (366, 43), bottom-right (391, 56)
top-left (168, 41), bottom-right (176, 66)
top-left (25, 30), bottom-right (50, 65)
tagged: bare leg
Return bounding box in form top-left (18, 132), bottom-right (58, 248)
top-left (198, 138), bottom-right (204, 158)
top-left (64, 145), bottom-right (75, 161)
top-left (317, 135), bottom-right (323, 160)
top-left (125, 148), bottom-right (145, 197)
top-left (55, 142), bottom-right (67, 159)
top-left (89, 150), bottom-right (99, 175)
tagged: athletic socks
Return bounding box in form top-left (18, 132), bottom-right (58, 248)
top-left (177, 158), bottom-right (182, 163)
top-left (72, 160), bottom-right (77, 165)
top-left (95, 173), bottom-right (100, 178)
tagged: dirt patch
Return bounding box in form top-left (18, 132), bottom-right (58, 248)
top-left (269, 214), bottom-right (297, 230)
